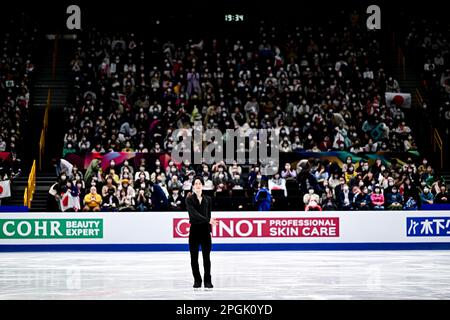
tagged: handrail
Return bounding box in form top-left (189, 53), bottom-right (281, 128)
top-left (39, 129), bottom-right (45, 171)
top-left (23, 187), bottom-right (28, 207)
top-left (52, 36), bottom-right (58, 79)
top-left (433, 128), bottom-right (443, 170)
top-left (25, 160), bottom-right (36, 207)
top-left (415, 88), bottom-right (423, 107)
top-left (39, 88), bottom-right (52, 171)
top-left (398, 47), bottom-right (406, 81)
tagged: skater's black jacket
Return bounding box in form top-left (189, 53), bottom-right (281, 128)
top-left (185, 193), bottom-right (212, 225)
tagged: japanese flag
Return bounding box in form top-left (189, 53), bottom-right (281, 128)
top-left (0, 180), bottom-right (11, 199)
top-left (60, 191), bottom-right (80, 211)
top-left (385, 92), bottom-right (411, 109)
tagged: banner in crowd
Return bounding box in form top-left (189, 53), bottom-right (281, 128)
top-left (385, 92), bottom-right (412, 109)
top-left (288, 150), bottom-right (420, 168)
top-left (59, 191), bottom-right (81, 211)
top-left (0, 152), bottom-right (11, 161)
top-left (1, 211), bottom-right (449, 251)
top-left (64, 150), bottom-right (421, 172)
top-left (0, 180), bottom-right (11, 199)
top-left (64, 152), bottom-right (167, 170)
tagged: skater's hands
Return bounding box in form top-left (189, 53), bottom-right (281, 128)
top-left (210, 217), bottom-right (219, 226)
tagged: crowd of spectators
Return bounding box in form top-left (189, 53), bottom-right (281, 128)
top-left (62, 15), bottom-right (416, 162)
top-left (48, 155), bottom-right (448, 212)
top-left (403, 19), bottom-right (450, 137)
top-left (0, 16), bottom-right (38, 189)
top-left (46, 11), bottom-right (450, 212)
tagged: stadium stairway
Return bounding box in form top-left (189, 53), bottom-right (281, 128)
top-left (23, 36), bottom-right (73, 211)
top-left (29, 173), bottom-right (58, 212)
top-left (2, 176), bottom-right (28, 207)
top-left (441, 172), bottom-right (450, 190)
top-left (34, 37), bottom-right (73, 171)
top-left (388, 45), bottom-right (434, 161)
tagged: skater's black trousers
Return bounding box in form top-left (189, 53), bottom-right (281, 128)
top-left (189, 223), bottom-right (212, 282)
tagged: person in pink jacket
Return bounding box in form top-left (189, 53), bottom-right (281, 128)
top-left (370, 186), bottom-right (385, 210)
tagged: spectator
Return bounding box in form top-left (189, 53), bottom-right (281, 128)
top-left (303, 188), bottom-right (320, 208)
top-left (254, 181), bottom-right (272, 211)
top-left (305, 198), bottom-right (322, 211)
top-left (102, 188), bottom-right (120, 212)
top-left (135, 188), bottom-right (151, 211)
top-left (420, 187), bottom-right (434, 206)
top-left (435, 185), bottom-right (449, 204)
top-left (386, 186), bottom-right (404, 210)
top-left (118, 189), bottom-right (135, 211)
top-left (355, 186), bottom-right (371, 210)
top-left (338, 184), bottom-right (354, 210)
top-left (281, 163), bottom-right (297, 180)
top-left (168, 188), bottom-right (184, 211)
top-left (370, 186), bottom-right (385, 210)
top-left (268, 173), bottom-right (287, 197)
top-left (83, 186), bottom-right (102, 211)
top-left (404, 195), bottom-right (418, 210)
top-left (151, 180), bottom-right (169, 210)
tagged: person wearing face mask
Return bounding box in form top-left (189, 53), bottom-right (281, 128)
top-left (166, 165), bottom-right (179, 179)
top-left (57, 179), bottom-right (80, 211)
top-left (370, 186), bottom-right (385, 210)
top-left (120, 160), bottom-right (134, 177)
top-left (168, 175), bottom-right (183, 191)
top-left (134, 165), bottom-right (150, 182)
top-left (230, 174), bottom-right (244, 191)
top-left (303, 187), bottom-right (320, 210)
top-left (63, 142), bottom-right (77, 157)
top-left (71, 165), bottom-right (83, 181)
top-left (384, 177), bottom-right (395, 193)
top-left (202, 173), bottom-right (214, 191)
top-left (420, 186), bottom-right (434, 206)
top-left (151, 177), bottom-right (169, 211)
top-left (168, 187), bottom-right (184, 211)
top-left (102, 188), bottom-right (120, 212)
top-left (355, 186), bottom-right (371, 210)
top-left (344, 165), bottom-right (357, 184)
top-left (100, 174), bottom-right (115, 195)
top-left (435, 185), bottom-right (450, 204)
top-left (281, 163), bottom-right (297, 181)
top-left (338, 184), bottom-right (354, 210)
top-left (417, 158), bottom-right (429, 175)
top-left (386, 186), bottom-right (403, 210)
top-left (135, 188), bottom-right (150, 212)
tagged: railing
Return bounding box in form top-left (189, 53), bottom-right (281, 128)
top-left (23, 37), bottom-right (58, 207)
top-left (23, 187), bottom-right (27, 207)
top-left (415, 88), bottom-right (423, 107)
top-left (433, 128), bottom-right (443, 170)
top-left (24, 160), bottom-right (36, 207)
top-left (39, 88), bottom-right (52, 171)
top-left (397, 47), bottom-right (406, 81)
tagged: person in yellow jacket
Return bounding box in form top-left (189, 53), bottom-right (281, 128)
top-left (83, 186), bottom-right (103, 211)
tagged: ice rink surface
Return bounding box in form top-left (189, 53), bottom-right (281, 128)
top-left (0, 251), bottom-right (449, 300)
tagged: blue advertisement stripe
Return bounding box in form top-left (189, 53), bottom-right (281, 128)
top-left (1, 242), bottom-right (450, 252)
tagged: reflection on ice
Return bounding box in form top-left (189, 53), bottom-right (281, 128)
top-left (0, 251), bottom-right (449, 299)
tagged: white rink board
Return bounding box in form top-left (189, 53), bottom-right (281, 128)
top-left (0, 211), bottom-right (450, 250)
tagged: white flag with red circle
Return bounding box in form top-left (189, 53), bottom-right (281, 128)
top-left (0, 180), bottom-right (11, 199)
top-left (385, 92), bottom-right (411, 109)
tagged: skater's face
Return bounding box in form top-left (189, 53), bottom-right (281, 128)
top-left (193, 179), bottom-right (203, 194)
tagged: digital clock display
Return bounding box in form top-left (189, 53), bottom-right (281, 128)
top-left (225, 14), bottom-right (244, 22)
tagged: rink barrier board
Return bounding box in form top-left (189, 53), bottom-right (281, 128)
top-left (1, 243), bottom-right (450, 252)
top-left (1, 211), bottom-right (450, 251)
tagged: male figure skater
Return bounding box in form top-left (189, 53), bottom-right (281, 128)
top-left (185, 176), bottom-right (218, 289)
